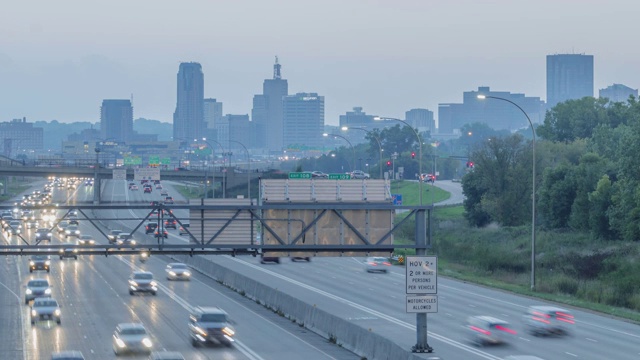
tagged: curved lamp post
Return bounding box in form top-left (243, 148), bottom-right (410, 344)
top-left (373, 116), bottom-right (423, 205)
top-left (229, 140), bottom-right (251, 200)
top-left (202, 137), bottom-right (227, 199)
top-left (323, 133), bottom-right (355, 172)
top-left (341, 126), bottom-right (383, 179)
top-left (477, 94), bottom-right (536, 291)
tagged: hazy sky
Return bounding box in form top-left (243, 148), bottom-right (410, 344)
top-left (1, 0), bottom-right (637, 126)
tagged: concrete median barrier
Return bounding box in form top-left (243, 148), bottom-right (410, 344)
top-left (172, 254), bottom-right (428, 360)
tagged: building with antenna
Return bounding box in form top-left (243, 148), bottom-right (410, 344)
top-left (100, 99), bottom-right (133, 142)
top-left (173, 62), bottom-right (205, 142)
top-left (251, 57), bottom-right (288, 152)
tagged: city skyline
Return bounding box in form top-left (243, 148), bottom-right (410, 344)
top-left (1, 0), bottom-right (638, 125)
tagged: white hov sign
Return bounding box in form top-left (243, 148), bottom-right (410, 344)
top-left (406, 256), bottom-right (437, 294)
top-left (134, 168), bottom-right (160, 181)
top-left (406, 295), bottom-right (438, 313)
top-left (112, 169), bottom-right (126, 181)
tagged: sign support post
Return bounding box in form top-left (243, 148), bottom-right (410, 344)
top-left (410, 208), bottom-right (434, 353)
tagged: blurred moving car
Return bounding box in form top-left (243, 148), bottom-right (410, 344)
top-left (59, 243), bottom-right (79, 260)
top-left (25, 278), bottom-right (52, 304)
top-left (149, 351), bottom-right (185, 360)
top-left (420, 173), bottom-right (436, 183)
top-left (164, 219), bottom-right (177, 229)
top-left (311, 171), bottom-right (329, 179)
top-left (7, 220), bottom-right (22, 235)
top-left (107, 229), bottom-right (123, 243)
top-left (29, 254), bottom-right (51, 273)
top-left (130, 185), bottom-right (139, 191)
top-left (128, 271), bottom-right (158, 296)
top-left (364, 257), bottom-right (391, 273)
top-left (64, 225), bottom-right (81, 238)
top-left (466, 315), bottom-right (516, 346)
top-left (260, 253), bottom-right (280, 264)
top-left (188, 306), bottom-right (235, 347)
top-left (56, 221), bottom-right (70, 233)
top-left (165, 263), bottom-right (191, 281)
top-left (154, 228), bottom-right (168, 238)
top-left (116, 233), bottom-right (136, 247)
top-left (178, 225), bottom-right (189, 235)
top-left (30, 297), bottom-right (61, 325)
top-left (350, 170), bottom-right (370, 179)
top-left (291, 256), bottom-right (311, 262)
top-left (522, 306), bottom-right (574, 336)
top-left (77, 235), bottom-right (95, 246)
top-left (50, 350), bottom-right (86, 360)
top-left (35, 228), bottom-right (53, 242)
top-left (145, 222), bottom-right (158, 234)
top-left (160, 189), bottom-right (169, 196)
top-left (112, 323), bottom-right (153, 356)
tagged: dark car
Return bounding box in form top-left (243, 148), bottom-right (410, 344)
top-left (29, 254), bottom-right (51, 273)
top-left (59, 243), bottom-right (78, 260)
top-left (154, 228), bottom-right (168, 238)
top-left (107, 229), bottom-right (123, 244)
top-left (260, 253), bottom-right (280, 264)
top-left (145, 222), bottom-right (158, 234)
top-left (188, 306), bottom-right (235, 347)
top-left (35, 228), bottom-right (53, 242)
top-left (164, 219), bottom-right (177, 229)
top-left (179, 225), bottom-right (190, 235)
top-left (144, 187), bottom-right (152, 193)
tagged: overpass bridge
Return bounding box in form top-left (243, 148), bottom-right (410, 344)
top-left (0, 164), bottom-right (259, 202)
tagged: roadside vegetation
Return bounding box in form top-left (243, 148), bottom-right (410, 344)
top-left (0, 177), bottom-right (36, 202)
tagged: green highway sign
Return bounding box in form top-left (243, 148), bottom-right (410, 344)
top-left (160, 157), bottom-right (171, 165)
top-left (149, 156), bottom-right (160, 165)
top-left (124, 156), bottom-right (142, 165)
top-left (328, 173), bottom-right (351, 180)
top-left (289, 172), bottom-right (312, 179)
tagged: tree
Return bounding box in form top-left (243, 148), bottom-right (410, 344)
top-left (537, 97), bottom-right (609, 142)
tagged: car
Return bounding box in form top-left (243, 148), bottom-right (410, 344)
top-left (522, 305), bottom-right (574, 336)
top-left (164, 196), bottom-right (174, 205)
top-left (466, 315), bottom-right (516, 346)
top-left (59, 243), bottom-right (78, 260)
top-left (25, 278), bottom-right (52, 304)
top-left (50, 350), bottom-right (86, 360)
top-left (112, 322), bottom-right (154, 355)
top-left (188, 306), bottom-right (235, 347)
top-left (7, 220), bottom-right (22, 235)
top-left (260, 253), bottom-right (280, 264)
top-left (30, 297), bottom-right (61, 325)
top-left (178, 225), bottom-right (189, 235)
top-left (22, 210), bottom-right (35, 221)
top-left (35, 228), bottom-right (53, 242)
top-left (291, 256), bottom-right (311, 262)
top-left (128, 271), bottom-right (158, 295)
top-left (150, 201), bottom-right (160, 207)
top-left (68, 218), bottom-right (79, 226)
top-left (165, 263), bottom-right (191, 281)
top-left (154, 228), bottom-right (168, 238)
top-left (144, 186), bottom-right (152, 193)
top-left (160, 189), bottom-right (169, 196)
top-left (145, 222), bottom-right (158, 234)
top-left (155, 184), bottom-right (162, 189)
top-left (77, 234), bottom-right (95, 246)
top-left (29, 254), bottom-right (51, 273)
top-left (56, 221), bottom-right (70, 233)
top-left (164, 219), bottom-right (177, 229)
top-left (149, 351), bottom-right (185, 360)
top-left (420, 173), bottom-right (436, 183)
top-left (108, 229), bottom-right (123, 243)
top-left (116, 233), bottom-right (136, 247)
top-left (364, 256), bottom-right (391, 273)
top-left (350, 170), bottom-right (370, 179)
top-left (130, 185), bottom-right (139, 191)
top-left (311, 171), bottom-right (329, 179)
top-left (26, 218), bottom-right (39, 229)
top-left (64, 225), bottom-right (81, 238)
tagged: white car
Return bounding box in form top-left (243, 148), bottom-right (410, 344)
top-left (364, 257), bottom-right (391, 273)
top-left (165, 263), bottom-right (191, 281)
top-left (466, 315), bottom-right (517, 346)
top-left (112, 323), bottom-right (153, 355)
top-left (522, 306), bottom-right (574, 336)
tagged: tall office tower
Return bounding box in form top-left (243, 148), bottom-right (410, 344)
top-left (546, 54), bottom-right (594, 108)
top-left (282, 93), bottom-right (325, 149)
top-left (173, 62), bottom-right (204, 141)
top-left (599, 84), bottom-right (638, 103)
top-left (100, 99), bottom-right (133, 142)
top-left (405, 108), bottom-right (435, 133)
top-left (204, 98), bottom-right (223, 142)
top-left (251, 57), bottom-right (288, 152)
top-left (227, 114), bottom-right (253, 149)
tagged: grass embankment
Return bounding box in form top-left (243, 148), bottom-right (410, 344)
top-left (393, 201), bottom-right (640, 322)
top-left (389, 180), bottom-right (449, 205)
top-left (0, 177), bottom-right (36, 202)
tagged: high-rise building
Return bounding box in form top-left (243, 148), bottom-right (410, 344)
top-left (204, 98), bottom-right (223, 129)
top-left (599, 84), bottom-right (638, 103)
top-left (227, 114), bottom-right (253, 150)
top-left (251, 57), bottom-right (288, 152)
top-left (547, 54), bottom-right (594, 108)
top-left (283, 93), bottom-right (324, 149)
top-left (405, 108), bottom-right (435, 134)
top-left (173, 62), bottom-right (204, 141)
top-left (0, 118), bottom-right (43, 158)
top-left (437, 86), bottom-right (546, 134)
top-left (100, 99), bottom-right (133, 142)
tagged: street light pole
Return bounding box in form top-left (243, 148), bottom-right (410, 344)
top-left (374, 117), bottom-right (422, 205)
top-left (202, 138), bottom-right (227, 199)
top-left (341, 126), bottom-right (383, 179)
top-left (323, 133), bottom-right (356, 172)
top-left (229, 140), bottom-right (251, 200)
top-left (478, 94), bottom-right (536, 291)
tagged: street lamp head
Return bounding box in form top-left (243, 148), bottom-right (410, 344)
top-left (373, 116), bottom-right (383, 121)
top-left (322, 133), bottom-right (329, 137)
top-left (341, 126), bottom-right (348, 131)
top-left (477, 94), bottom-right (487, 99)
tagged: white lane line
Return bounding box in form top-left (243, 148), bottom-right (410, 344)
top-left (586, 338), bottom-right (597, 342)
top-left (518, 337), bottom-right (530, 342)
top-left (229, 257), bottom-right (502, 360)
top-left (565, 352), bottom-right (577, 357)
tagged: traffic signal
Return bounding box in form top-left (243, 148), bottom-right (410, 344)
top-left (411, 152), bottom-right (416, 159)
top-left (466, 161), bottom-right (474, 168)
top-left (387, 160), bottom-right (392, 167)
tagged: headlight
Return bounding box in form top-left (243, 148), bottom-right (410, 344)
top-left (222, 327), bottom-right (235, 336)
top-left (31, 310), bottom-right (37, 317)
top-left (130, 240), bottom-right (136, 245)
top-left (26, 289), bottom-right (32, 294)
top-left (29, 261), bottom-right (35, 266)
top-left (195, 327), bottom-right (207, 336)
top-left (45, 261), bottom-right (51, 265)
top-left (59, 249), bottom-right (63, 253)
top-left (150, 281), bottom-right (157, 287)
top-left (89, 240), bottom-right (95, 244)
top-left (129, 281), bottom-right (138, 286)
top-left (44, 288), bottom-right (52, 295)
top-left (73, 249), bottom-right (78, 253)
top-left (142, 337), bottom-right (153, 348)
top-left (54, 309), bottom-right (61, 316)
top-left (47, 233), bottom-right (52, 237)
top-left (169, 271), bottom-right (176, 276)
top-left (115, 338), bottom-right (126, 348)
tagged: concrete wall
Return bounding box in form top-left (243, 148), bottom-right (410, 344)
top-left (172, 254), bottom-right (427, 360)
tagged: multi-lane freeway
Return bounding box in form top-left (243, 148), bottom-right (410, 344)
top-left (2, 178), bottom-right (639, 359)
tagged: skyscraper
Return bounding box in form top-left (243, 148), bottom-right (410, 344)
top-left (283, 93), bottom-right (324, 149)
top-left (173, 62), bottom-right (204, 141)
top-left (252, 57), bottom-right (288, 152)
top-left (204, 98), bottom-right (223, 143)
top-left (100, 99), bottom-right (133, 142)
top-left (546, 54), bottom-right (594, 108)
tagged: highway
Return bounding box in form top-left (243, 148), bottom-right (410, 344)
top-left (0, 180), bottom-right (360, 360)
top-left (3, 178), bottom-right (639, 359)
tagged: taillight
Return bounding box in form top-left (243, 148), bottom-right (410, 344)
top-left (470, 326), bottom-right (491, 335)
top-left (383, 262), bottom-right (391, 266)
top-left (556, 312), bottom-right (575, 324)
top-left (368, 262), bottom-right (377, 266)
top-left (495, 325), bottom-right (517, 335)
